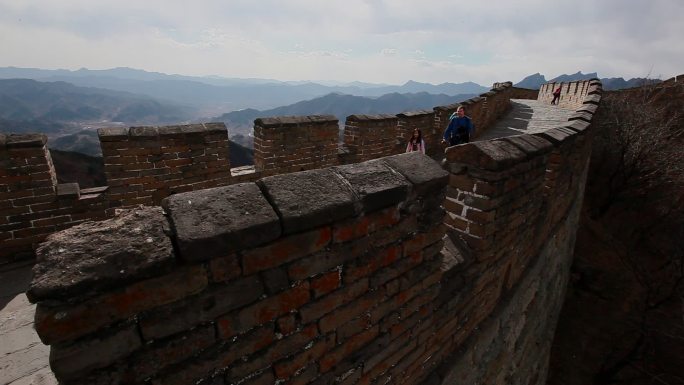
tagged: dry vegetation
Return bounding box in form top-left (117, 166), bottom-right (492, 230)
top-left (549, 79), bottom-right (684, 385)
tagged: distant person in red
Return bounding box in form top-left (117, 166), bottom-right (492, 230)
top-left (406, 128), bottom-right (426, 154)
top-left (551, 85), bottom-right (562, 105)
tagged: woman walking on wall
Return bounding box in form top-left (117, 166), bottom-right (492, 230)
top-left (406, 128), bottom-right (426, 154)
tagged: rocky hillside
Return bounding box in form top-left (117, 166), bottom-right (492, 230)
top-left (548, 80), bottom-right (684, 384)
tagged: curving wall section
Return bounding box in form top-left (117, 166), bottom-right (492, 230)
top-left (1, 82), bottom-right (519, 265)
top-left (26, 79), bottom-right (603, 384)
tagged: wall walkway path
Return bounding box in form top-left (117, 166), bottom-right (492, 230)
top-left (475, 99), bottom-right (575, 141)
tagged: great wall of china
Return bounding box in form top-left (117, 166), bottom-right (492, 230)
top-left (1, 79), bottom-right (602, 384)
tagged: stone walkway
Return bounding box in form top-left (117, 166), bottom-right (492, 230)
top-left (0, 263), bottom-right (56, 385)
top-left (0, 98), bottom-right (575, 385)
top-left (475, 99), bottom-right (575, 141)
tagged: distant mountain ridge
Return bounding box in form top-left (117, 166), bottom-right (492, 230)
top-left (0, 66), bottom-right (488, 112)
top-left (215, 91), bottom-right (477, 137)
top-left (0, 78), bottom-right (193, 125)
top-left (514, 71), bottom-right (662, 91)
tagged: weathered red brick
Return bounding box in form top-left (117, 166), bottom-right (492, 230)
top-left (274, 333), bottom-right (335, 379)
top-left (310, 270), bottom-right (341, 298)
top-left (319, 325), bottom-right (379, 373)
top-left (209, 254), bottom-right (241, 282)
top-left (35, 265), bottom-right (208, 344)
top-left (242, 227), bottom-right (332, 275)
top-left (217, 282), bottom-right (310, 339)
top-left (299, 279), bottom-right (368, 324)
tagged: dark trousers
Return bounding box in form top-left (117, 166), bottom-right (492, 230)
top-left (448, 133), bottom-right (470, 146)
top-left (551, 94), bottom-right (560, 105)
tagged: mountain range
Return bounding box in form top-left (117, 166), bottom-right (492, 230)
top-left (215, 91), bottom-right (477, 138)
top-left (0, 78), bottom-right (193, 126)
top-left (515, 71), bottom-right (662, 90)
top-left (0, 67), bottom-right (488, 113)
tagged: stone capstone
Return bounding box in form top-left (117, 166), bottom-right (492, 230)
top-left (381, 152), bottom-right (448, 195)
top-left (258, 168), bottom-right (357, 234)
top-left (162, 183), bottom-right (281, 262)
top-left (27, 206), bottom-right (174, 303)
top-left (334, 160), bottom-right (410, 212)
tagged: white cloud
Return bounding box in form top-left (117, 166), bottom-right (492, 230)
top-left (0, 0), bottom-right (681, 84)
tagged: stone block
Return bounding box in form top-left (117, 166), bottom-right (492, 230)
top-left (334, 160), bottom-right (410, 212)
top-left (564, 120), bottom-right (591, 133)
top-left (4, 133), bottom-right (48, 148)
top-left (381, 152), bottom-right (448, 195)
top-left (500, 135), bottom-right (553, 157)
top-left (28, 206), bottom-right (174, 303)
top-left (163, 183), bottom-right (280, 262)
top-left (56, 183), bottom-right (80, 199)
top-left (257, 168), bottom-right (357, 235)
top-left (97, 127), bottom-right (129, 141)
top-left (445, 140), bottom-right (527, 171)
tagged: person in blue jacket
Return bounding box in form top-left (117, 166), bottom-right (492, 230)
top-left (441, 106), bottom-right (474, 146)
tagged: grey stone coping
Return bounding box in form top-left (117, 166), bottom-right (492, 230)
top-left (499, 135), bottom-right (554, 157)
top-left (97, 123), bottom-right (227, 140)
top-left (381, 152), bottom-right (449, 195)
top-left (397, 110), bottom-right (433, 118)
top-left (564, 120), bottom-right (591, 133)
top-left (462, 96), bottom-right (484, 105)
top-left (27, 206), bottom-right (175, 303)
top-left (334, 160), bottom-right (410, 212)
top-left (445, 140), bottom-right (527, 171)
top-left (57, 183), bottom-right (80, 199)
top-left (255, 115), bottom-right (338, 128)
top-left (577, 104), bottom-right (598, 115)
top-left (583, 95), bottom-right (602, 105)
top-left (80, 186), bottom-right (109, 194)
top-left (163, 183), bottom-right (281, 262)
top-left (434, 103), bottom-right (461, 112)
top-left (568, 112), bottom-right (594, 122)
top-left (532, 127), bottom-right (574, 144)
top-left (2, 134), bottom-right (48, 149)
top-left (257, 168), bottom-right (357, 235)
top-left (346, 114), bottom-right (398, 122)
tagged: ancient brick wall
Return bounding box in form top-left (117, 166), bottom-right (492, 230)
top-left (343, 114), bottom-right (400, 163)
top-left (0, 134), bottom-right (111, 265)
top-left (99, 123), bottom-right (231, 207)
top-left (28, 152), bottom-right (450, 385)
top-left (253, 116), bottom-right (339, 176)
top-left (538, 79), bottom-right (601, 109)
top-left (433, 82), bottom-right (601, 384)
top-left (509, 86), bottom-right (540, 100)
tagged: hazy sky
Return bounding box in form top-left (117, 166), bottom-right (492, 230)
top-left (0, 0), bottom-right (681, 85)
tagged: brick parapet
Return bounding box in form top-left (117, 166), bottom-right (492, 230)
top-left (537, 79), bottom-right (601, 109)
top-left (342, 114), bottom-right (399, 163)
top-left (28, 152), bottom-right (451, 385)
top-left (0, 134), bottom-right (112, 264)
top-left (253, 115), bottom-right (339, 176)
top-left (434, 82), bottom-right (601, 384)
top-left (98, 122), bottom-right (231, 207)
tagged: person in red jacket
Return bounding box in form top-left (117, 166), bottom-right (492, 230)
top-left (551, 86), bottom-right (562, 105)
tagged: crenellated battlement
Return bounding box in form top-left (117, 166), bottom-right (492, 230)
top-left (15, 79), bottom-right (605, 385)
top-left (1, 81), bottom-right (522, 264)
